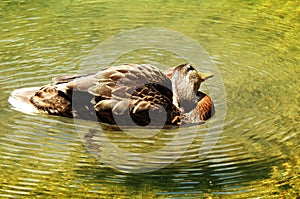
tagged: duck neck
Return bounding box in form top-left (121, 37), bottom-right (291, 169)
top-left (172, 75), bottom-right (199, 113)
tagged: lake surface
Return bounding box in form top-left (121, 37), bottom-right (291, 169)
top-left (0, 0), bottom-right (299, 198)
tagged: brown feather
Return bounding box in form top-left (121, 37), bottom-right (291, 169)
top-left (10, 63), bottom-right (214, 128)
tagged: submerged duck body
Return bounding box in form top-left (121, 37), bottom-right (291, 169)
top-left (9, 63), bottom-right (214, 127)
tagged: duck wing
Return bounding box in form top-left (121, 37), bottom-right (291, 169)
top-left (85, 64), bottom-right (179, 126)
top-left (10, 64), bottom-right (181, 126)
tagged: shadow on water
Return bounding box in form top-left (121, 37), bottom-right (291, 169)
top-left (72, 120), bottom-right (283, 196)
top-left (74, 151), bottom-right (277, 196)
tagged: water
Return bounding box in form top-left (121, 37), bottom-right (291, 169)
top-left (0, 0), bottom-right (299, 198)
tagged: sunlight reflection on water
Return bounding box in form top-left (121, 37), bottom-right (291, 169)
top-left (0, 0), bottom-right (299, 198)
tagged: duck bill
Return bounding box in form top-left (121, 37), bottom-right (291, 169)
top-left (198, 72), bottom-right (214, 82)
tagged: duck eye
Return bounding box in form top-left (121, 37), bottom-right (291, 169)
top-left (187, 65), bottom-right (194, 71)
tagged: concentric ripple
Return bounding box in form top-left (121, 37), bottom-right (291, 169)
top-left (1, 0), bottom-right (299, 198)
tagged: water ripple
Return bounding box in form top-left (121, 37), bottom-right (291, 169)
top-left (0, 0), bottom-right (299, 198)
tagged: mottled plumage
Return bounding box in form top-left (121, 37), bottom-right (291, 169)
top-left (9, 63), bottom-right (214, 127)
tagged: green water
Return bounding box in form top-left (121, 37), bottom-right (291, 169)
top-left (0, 0), bottom-right (299, 198)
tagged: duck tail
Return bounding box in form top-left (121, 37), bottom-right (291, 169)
top-left (9, 85), bottom-right (73, 117)
top-left (9, 87), bottom-right (42, 115)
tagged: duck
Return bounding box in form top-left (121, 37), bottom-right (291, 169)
top-left (9, 63), bottom-right (214, 127)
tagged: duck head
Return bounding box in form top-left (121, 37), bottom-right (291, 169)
top-left (170, 63), bottom-right (213, 113)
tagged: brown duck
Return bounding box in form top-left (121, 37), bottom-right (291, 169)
top-left (9, 63), bottom-right (214, 127)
